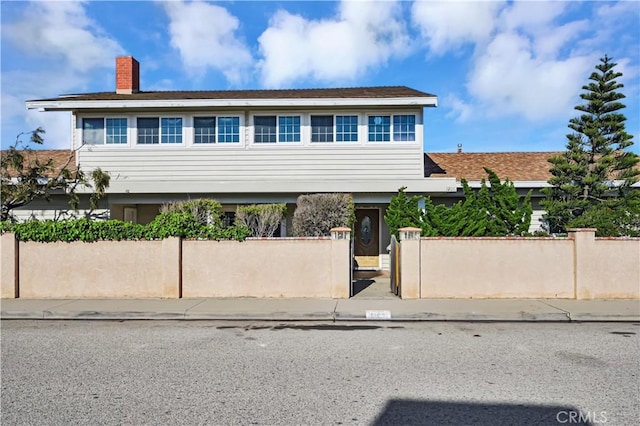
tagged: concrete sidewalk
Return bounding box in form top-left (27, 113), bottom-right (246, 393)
top-left (1, 297), bottom-right (638, 322)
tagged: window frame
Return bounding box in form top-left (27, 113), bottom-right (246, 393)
top-left (310, 114), bottom-right (359, 143)
top-left (366, 113), bottom-right (417, 143)
top-left (135, 116), bottom-right (186, 145)
top-left (81, 116), bottom-right (130, 146)
top-left (252, 114), bottom-right (302, 144)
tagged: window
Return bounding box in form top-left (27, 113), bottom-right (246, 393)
top-left (137, 118), bottom-right (159, 144)
top-left (161, 118), bottom-right (182, 143)
top-left (194, 116), bottom-right (240, 144)
top-left (106, 118), bottom-right (127, 144)
top-left (254, 115), bottom-right (301, 143)
top-left (82, 118), bottom-right (128, 145)
top-left (393, 115), bottom-right (415, 141)
top-left (218, 117), bottom-right (240, 143)
top-left (311, 116), bottom-right (333, 142)
top-left (368, 114), bottom-right (416, 142)
top-left (194, 117), bottom-right (216, 143)
top-left (279, 116), bottom-right (300, 142)
top-left (368, 115), bottom-right (390, 142)
top-left (336, 115), bottom-right (358, 142)
top-left (137, 117), bottom-right (183, 144)
top-left (254, 116), bottom-right (276, 143)
top-left (311, 115), bottom-right (358, 143)
top-left (82, 118), bottom-right (104, 145)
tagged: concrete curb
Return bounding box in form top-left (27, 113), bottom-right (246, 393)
top-left (1, 298), bottom-right (638, 322)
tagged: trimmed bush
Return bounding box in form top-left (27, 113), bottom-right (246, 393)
top-left (160, 199), bottom-right (224, 227)
top-left (292, 193), bottom-right (354, 237)
top-left (0, 215), bottom-right (250, 242)
top-left (236, 203), bottom-right (287, 237)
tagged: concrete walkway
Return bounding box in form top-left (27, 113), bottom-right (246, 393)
top-left (1, 297), bottom-right (638, 322)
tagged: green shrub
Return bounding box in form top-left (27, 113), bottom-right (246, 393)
top-left (0, 214), bottom-right (250, 242)
top-left (292, 193), bottom-right (354, 237)
top-left (236, 203), bottom-right (287, 237)
top-left (1, 218), bottom-right (146, 242)
top-left (384, 187), bottom-right (423, 239)
top-left (160, 199), bottom-right (224, 227)
top-left (385, 168), bottom-right (533, 237)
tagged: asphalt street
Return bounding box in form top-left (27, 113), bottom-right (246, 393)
top-left (1, 321), bottom-right (638, 425)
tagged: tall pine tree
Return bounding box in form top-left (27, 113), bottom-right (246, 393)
top-left (542, 55), bottom-right (639, 234)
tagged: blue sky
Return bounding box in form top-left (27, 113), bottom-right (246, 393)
top-left (2, 0), bottom-right (639, 153)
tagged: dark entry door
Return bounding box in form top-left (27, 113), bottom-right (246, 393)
top-left (354, 209), bottom-right (379, 267)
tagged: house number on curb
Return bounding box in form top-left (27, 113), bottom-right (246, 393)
top-left (366, 310), bottom-right (392, 319)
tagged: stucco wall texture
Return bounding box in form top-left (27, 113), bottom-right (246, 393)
top-left (395, 229), bottom-right (639, 300)
top-left (1, 229), bottom-right (638, 299)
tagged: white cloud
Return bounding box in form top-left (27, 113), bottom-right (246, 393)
top-left (468, 32), bottom-right (593, 121)
top-left (414, 1), bottom-right (602, 123)
top-left (258, 0), bottom-right (411, 87)
top-left (444, 94), bottom-right (473, 123)
top-left (2, 68), bottom-right (83, 149)
top-left (3, 1), bottom-right (122, 73)
top-left (2, 1), bottom-right (123, 149)
top-left (411, 0), bottom-right (504, 55)
top-left (162, 0), bottom-right (253, 84)
top-left (498, 0), bottom-right (567, 33)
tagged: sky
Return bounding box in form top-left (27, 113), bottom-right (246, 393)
top-left (1, 0), bottom-right (639, 153)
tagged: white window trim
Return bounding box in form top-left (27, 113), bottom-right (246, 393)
top-left (365, 113), bottom-right (418, 144)
top-left (309, 113), bottom-right (361, 144)
top-left (79, 116), bottom-right (131, 147)
top-left (250, 113), bottom-right (303, 145)
top-left (186, 114), bottom-right (245, 148)
top-left (134, 115), bottom-right (187, 146)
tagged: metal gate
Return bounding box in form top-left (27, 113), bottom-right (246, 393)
top-left (349, 238), bottom-right (355, 297)
top-left (389, 235), bottom-right (400, 296)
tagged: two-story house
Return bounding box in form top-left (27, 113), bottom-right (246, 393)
top-left (26, 56), bottom-right (457, 269)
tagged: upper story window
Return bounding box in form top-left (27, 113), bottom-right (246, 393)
top-left (254, 115), bottom-right (301, 143)
top-left (393, 115), bottom-right (416, 141)
top-left (82, 117), bottom-right (128, 145)
top-left (194, 117), bottom-right (216, 143)
top-left (254, 116), bottom-right (276, 143)
top-left (137, 117), bottom-right (183, 144)
top-left (218, 117), bottom-right (240, 143)
top-left (279, 116), bottom-right (300, 142)
top-left (193, 116), bottom-right (240, 144)
top-left (311, 115), bottom-right (358, 143)
top-left (368, 114), bottom-right (415, 142)
top-left (368, 115), bottom-right (391, 142)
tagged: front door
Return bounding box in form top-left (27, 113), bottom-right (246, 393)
top-left (354, 209), bottom-right (379, 268)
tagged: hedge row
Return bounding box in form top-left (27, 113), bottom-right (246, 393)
top-left (0, 213), bottom-right (250, 242)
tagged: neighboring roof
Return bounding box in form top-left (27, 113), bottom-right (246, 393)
top-left (424, 152), bottom-right (559, 182)
top-left (26, 86), bottom-right (438, 111)
top-left (1, 149), bottom-right (77, 178)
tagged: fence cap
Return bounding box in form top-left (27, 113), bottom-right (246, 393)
top-left (567, 228), bottom-right (598, 232)
top-left (330, 227), bottom-right (351, 232)
top-left (398, 227), bottom-right (422, 232)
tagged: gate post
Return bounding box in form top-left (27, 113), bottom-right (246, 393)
top-left (399, 227), bottom-right (421, 299)
top-left (330, 227), bottom-right (351, 298)
top-left (0, 233), bottom-right (19, 298)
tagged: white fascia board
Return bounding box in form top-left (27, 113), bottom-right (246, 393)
top-left (103, 177), bottom-right (457, 195)
top-left (26, 96), bottom-right (437, 111)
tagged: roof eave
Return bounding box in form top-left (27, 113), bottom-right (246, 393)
top-left (26, 96), bottom-right (437, 111)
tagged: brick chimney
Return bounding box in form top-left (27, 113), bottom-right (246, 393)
top-left (116, 56), bottom-right (139, 94)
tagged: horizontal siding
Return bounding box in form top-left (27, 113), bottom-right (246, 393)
top-left (78, 145), bottom-right (425, 183)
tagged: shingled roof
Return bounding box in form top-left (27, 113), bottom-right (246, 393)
top-left (424, 152), bottom-right (559, 182)
top-left (1, 149), bottom-right (77, 178)
top-left (29, 86), bottom-right (436, 103)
